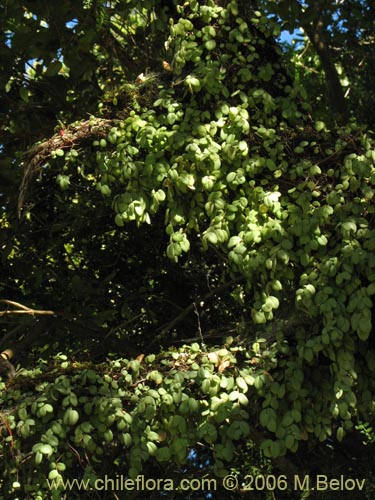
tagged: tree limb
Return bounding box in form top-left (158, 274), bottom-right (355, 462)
top-left (0, 300), bottom-right (55, 317)
top-left (18, 118), bottom-right (112, 218)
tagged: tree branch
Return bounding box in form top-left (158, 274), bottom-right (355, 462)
top-left (290, 0), bottom-right (349, 122)
top-left (18, 118), bottom-right (112, 218)
top-left (0, 300), bottom-right (55, 317)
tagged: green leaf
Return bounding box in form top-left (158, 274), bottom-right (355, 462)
top-left (205, 39), bottom-right (216, 50)
top-left (205, 232), bottom-right (218, 245)
top-left (63, 408), bottom-right (79, 426)
top-left (48, 470), bottom-right (60, 480)
top-left (156, 447), bottom-right (171, 462)
top-left (39, 444), bottom-right (53, 455)
top-left (260, 408), bottom-right (277, 432)
top-left (336, 427), bottom-right (344, 442)
top-left (45, 61), bottom-right (63, 76)
top-left (353, 310), bottom-right (372, 341)
top-left (236, 376), bottom-right (248, 392)
top-left (253, 310), bottom-right (266, 324)
top-left (57, 174), bottom-right (70, 190)
top-left (19, 87), bottom-right (29, 102)
top-left (228, 236), bottom-right (242, 248)
top-left (185, 75), bottom-right (201, 92)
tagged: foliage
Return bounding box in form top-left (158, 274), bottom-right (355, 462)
top-left (1, 0), bottom-right (375, 498)
top-left (266, 0), bottom-right (375, 127)
top-left (0, 345), bottom-right (259, 497)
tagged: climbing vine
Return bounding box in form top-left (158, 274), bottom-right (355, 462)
top-left (2, 0), bottom-right (375, 498)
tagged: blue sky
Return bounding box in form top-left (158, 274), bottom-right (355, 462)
top-left (279, 29), bottom-right (303, 44)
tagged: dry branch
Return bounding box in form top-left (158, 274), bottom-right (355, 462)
top-left (18, 117), bottom-right (113, 218)
top-left (0, 299), bottom-right (55, 317)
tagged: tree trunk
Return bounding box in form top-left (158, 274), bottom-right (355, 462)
top-left (291, 0), bottom-right (349, 122)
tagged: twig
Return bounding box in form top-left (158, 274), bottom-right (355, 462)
top-left (1, 300), bottom-right (30, 311)
top-left (103, 314), bottom-right (143, 341)
top-left (157, 276), bottom-right (244, 337)
top-left (193, 303), bottom-right (205, 348)
top-left (0, 300), bottom-right (55, 317)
